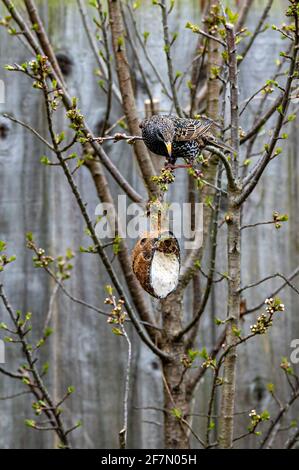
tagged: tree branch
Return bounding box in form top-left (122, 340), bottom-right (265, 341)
top-left (23, 0), bottom-right (65, 86)
top-left (236, 12), bottom-right (299, 206)
top-left (125, 1), bottom-right (172, 99)
top-left (239, 0), bottom-right (274, 63)
top-left (0, 284), bottom-right (71, 447)
top-left (218, 21), bottom-right (241, 449)
top-left (2, 0), bottom-right (144, 204)
top-left (40, 73), bottom-right (170, 361)
top-left (108, 0), bottom-right (157, 197)
top-left (76, 0), bottom-right (122, 105)
top-left (242, 266), bottom-right (299, 316)
top-left (239, 271), bottom-right (299, 296)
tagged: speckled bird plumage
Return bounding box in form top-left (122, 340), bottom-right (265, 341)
top-left (139, 114), bottom-right (228, 165)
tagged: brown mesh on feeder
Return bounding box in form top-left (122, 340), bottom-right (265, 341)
top-left (132, 231), bottom-right (180, 299)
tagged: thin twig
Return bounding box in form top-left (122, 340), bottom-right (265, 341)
top-left (160, 0), bottom-right (182, 116)
top-left (261, 388), bottom-right (299, 448)
top-left (95, 0), bottom-right (113, 135)
top-left (0, 284), bottom-right (71, 447)
top-left (240, 220), bottom-right (276, 230)
top-left (40, 71), bottom-right (170, 362)
top-left (240, 0), bottom-right (274, 63)
top-left (239, 270), bottom-right (299, 296)
top-left (3, 113), bottom-right (55, 151)
top-left (2, 0), bottom-right (143, 204)
top-left (119, 325), bottom-right (132, 449)
top-left (120, 2), bottom-right (155, 114)
top-left (243, 266), bottom-right (299, 315)
top-left (177, 165), bottom-right (223, 341)
top-left (237, 12), bottom-right (299, 206)
top-left (188, 26), bottom-right (226, 47)
top-left (126, 1), bottom-right (172, 99)
top-left (0, 366), bottom-right (24, 380)
top-left (0, 390), bottom-right (31, 400)
top-left (76, 0), bottom-right (122, 104)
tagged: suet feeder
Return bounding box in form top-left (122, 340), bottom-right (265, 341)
top-left (132, 201), bottom-right (180, 299)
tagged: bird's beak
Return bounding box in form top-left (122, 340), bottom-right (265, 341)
top-left (165, 141), bottom-right (172, 157)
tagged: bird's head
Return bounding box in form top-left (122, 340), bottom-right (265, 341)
top-left (140, 116), bottom-right (175, 158)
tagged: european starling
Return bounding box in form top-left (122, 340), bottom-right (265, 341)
top-left (139, 114), bottom-right (230, 166)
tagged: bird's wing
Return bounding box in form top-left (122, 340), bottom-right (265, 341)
top-left (171, 116), bottom-right (214, 141)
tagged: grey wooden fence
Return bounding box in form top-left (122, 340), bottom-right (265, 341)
top-left (0, 0), bottom-right (298, 448)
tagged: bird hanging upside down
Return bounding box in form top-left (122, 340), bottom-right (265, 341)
top-left (139, 114), bottom-right (231, 169)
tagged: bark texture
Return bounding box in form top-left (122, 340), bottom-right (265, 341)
top-left (160, 291), bottom-right (190, 449)
top-left (219, 23), bottom-right (241, 448)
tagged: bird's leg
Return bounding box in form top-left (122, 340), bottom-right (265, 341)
top-left (174, 164), bottom-right (193, 169)
top-left (164, 161), bottom-right (193, 170)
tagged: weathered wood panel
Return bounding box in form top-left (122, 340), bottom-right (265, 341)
top-left (0, 0), bottom-right (298, 449)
